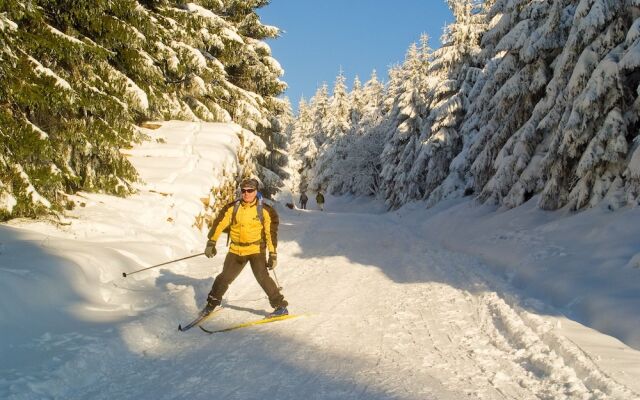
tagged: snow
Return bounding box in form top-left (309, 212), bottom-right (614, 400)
top-left (249, 39), bottom-right (272, 54)
top-left (172, 41), bottom-right (208, 71)
top-left (184, 3), bottom-right (225, 25)
top-left (125, 76), bottom-right (149, 111)
top-left (221, 27), bottom-right (244, 44)
top-left (628, 144), bottom-right (640, 179)
top-left (620, 39), bottom-right (640, 70)
top-left (0, 186), bottom-right (17, 214)
top-left (128, 24), bottom-right (146, 43)
top-left (14, 164), bottom-right (51, 209)
top-left (47, 25), bottom-right (84, 46)
top-left (264, 55), bottom-right (284, 75)
top-left (1, 122), bottom-right (639, 399)
top-left (0, 13), bottom-right (17, 31)
top-left (25, 119), bottom-right (48, 140)
top-left (28, 56), bottom-right (72, 91)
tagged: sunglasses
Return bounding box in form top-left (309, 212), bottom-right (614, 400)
top-left (241, 188), bottom-right (256, 194)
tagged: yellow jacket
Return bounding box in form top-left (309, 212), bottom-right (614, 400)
top-left (208, 199), bottom-right (278, 256)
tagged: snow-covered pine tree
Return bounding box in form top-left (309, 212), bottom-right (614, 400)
top-left (50, 0), bottom-right (162, 116)
top-left (323, 69), bottom-right (351, 144)
top-left (406, 3), bottom-right (485, 206)
top-left (428, 0), bottom-right (567, 206)
top-left (0, 0), bottom-right (140, 219)
top-left (0, 5), bottom-right (61, 218)
top-left (349, 75), bottom-right (364, 129)
top-left (429, 0), bottom-right (640, 211)
top-left (470, 0), bottom-right (574, 207)
top-left (312, 70), bottom-right (352, 192)
top-left (223, 1), bottom-right (287, 127)
top-left (322, 75), bottom-right (365, 195)
top-left (259, 96), bottom-right (293, 198)
top-left (319, 70), bottom-right (386, 196)
top-left (302, 68), bottom-right (388, 196)
top-left (145, 2), bottom-right (230, 121)
top-left (275, 97), bottom-right (305, 199)
top-left (346, 70), bottom-right (387, 196)
top-left (218, 0), bottom-right (289, 194)
top-left (309, 83), bottom-right (330, 148)
top-left (621, 17), bottom-right (640, 205)
top-left (1, 0), bottom-right (288, 219)
top-left (65, 0), bottom-right (287, 194)
top-left (380, 42), bottom-right (430, 208)
top-left (287, 97), bottom-right (316, 193)
top-left (535, 0), bottom-right (640, 210)
top-left (359, 71), bottom-right (386, 134)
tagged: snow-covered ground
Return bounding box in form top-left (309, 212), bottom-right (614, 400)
top-left (1, 122), bottom-right (639, 399)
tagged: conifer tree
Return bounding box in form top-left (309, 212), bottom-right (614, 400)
top-left (380, 42), bottom-right (431, 207)
top-left (429, 0), bottom-right (640, 210)
top-left (535, 0), bottom-right (640, 210)
top-left (0, 0), bottom-right (139, 219)
top-left (287, 97), bottom-right (316, 192)
top-left (259, 96), bottom-right (293, 198)
top-left (323, 69), bottom-right (351, 143)
top-left (310, 83), bottom-right (330, 148)
top-left (347, 71), bottom-right (387, 195)
top-left (297, 69), bottom-right (386, 196)
top-left (295, 0), bottom-right (640, 211)
top-left (312, 70), bottom-right (352, 192)
top-left (0, 0), bottom-right (288, 218)
top-left (349, 75), bottom-right (364, 128)
top-left (429, 0), bottom-right (565, 206)
top-left (408, 4), bottom-right (485, 205)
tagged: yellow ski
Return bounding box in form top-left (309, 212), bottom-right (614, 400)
top-left (199, 314), bottom-right (303, 334)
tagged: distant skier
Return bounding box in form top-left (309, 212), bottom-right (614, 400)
top-left (316, 191), bottom-right (325, 211)
top-left (299, 192), bottom-right (308, 209)
top-left (202, 178), bottom-right (288, 318)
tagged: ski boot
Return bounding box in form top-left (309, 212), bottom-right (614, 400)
top-left (267, 306), bottom-right (288, 318)
top-left (201, 296), bottom-right (220, 317)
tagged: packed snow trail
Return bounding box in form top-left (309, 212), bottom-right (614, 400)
top-left (3, 202), bottom-right (639, 399)
top-left (1, 122), bottom-right (639, 399)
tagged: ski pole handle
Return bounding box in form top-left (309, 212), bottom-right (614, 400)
top-left (122, 252), bottom-right (205, 277)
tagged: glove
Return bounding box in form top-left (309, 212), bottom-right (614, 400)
top-left (267, 253), bottom-right (277, 270)
top-left (204, 240), bottom-right (217, 258)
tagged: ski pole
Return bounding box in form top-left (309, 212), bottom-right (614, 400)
top-left (271, 268), bottom-right (283, 290)
top-left (122, 252), bottom-right (205, 277)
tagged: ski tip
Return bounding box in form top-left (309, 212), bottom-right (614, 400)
top-left (178, 324), bottom-right (183, 331)
top-left (199, 325), bottom-right (213, 334)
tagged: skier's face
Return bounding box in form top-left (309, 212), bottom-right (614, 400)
top-left (241, 187), bottom-right (257, 203)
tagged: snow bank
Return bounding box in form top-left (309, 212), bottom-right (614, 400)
top-left (398, 197), bottom-right (640, 349)
top-left (0, 121), bottom-right (243, 371)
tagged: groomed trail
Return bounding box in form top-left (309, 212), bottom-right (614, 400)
top-left (2, 122), bottom-right (639, 399)
top-left (7, 201), bottom-right (639, 400)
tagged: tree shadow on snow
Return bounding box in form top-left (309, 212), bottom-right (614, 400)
top-left (277, 200), bottom-right (566, 317)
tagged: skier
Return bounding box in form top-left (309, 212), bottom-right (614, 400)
top-left (316, 191), bottom-right (325, 211)
top-left (299, 192), bottom-right (308, 209)
top-left (202, 178), bottom-right (288, 318)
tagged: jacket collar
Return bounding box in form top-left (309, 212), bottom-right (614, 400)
top-left (241, 199), bottom-right (257, 207)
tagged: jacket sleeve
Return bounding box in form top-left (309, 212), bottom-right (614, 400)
top-left (263, 204), bottom-right (279, 254)
top-left (207, 203), bottom-right (234, 242)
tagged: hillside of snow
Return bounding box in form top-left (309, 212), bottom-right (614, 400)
top-left (1, 121), bottom-right (640, 399)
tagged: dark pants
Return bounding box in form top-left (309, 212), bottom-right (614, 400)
top-left (300, 200), bottom-right (307, 209)
top-left (208, 252), bottom-right (287, 309)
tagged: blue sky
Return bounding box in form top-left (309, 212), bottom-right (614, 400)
top-left (257, 1), bottom-right (454, 111)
